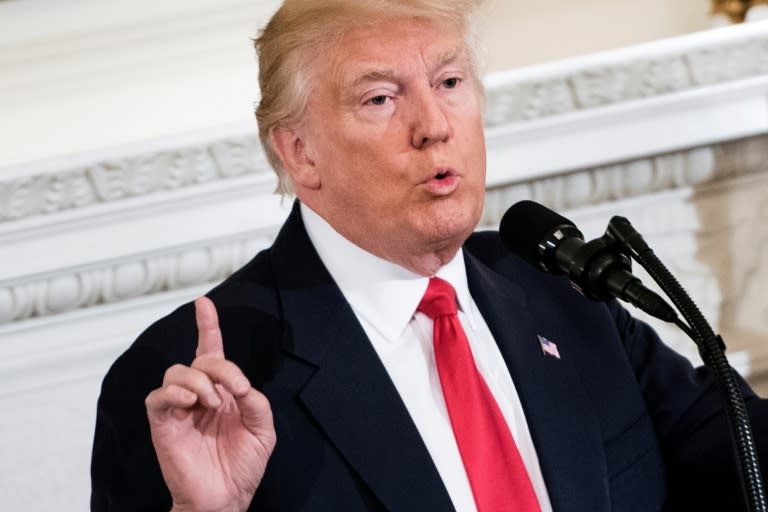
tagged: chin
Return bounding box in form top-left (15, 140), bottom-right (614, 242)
top-left (424, 211), bottom-right (479, 247)
top-left (409, 192), bottom-right (482, 243)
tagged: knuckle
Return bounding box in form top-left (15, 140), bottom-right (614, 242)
top-left (163, 364), bottom-right (210, 390)
top-left (194, 354), bottom-right (236, 376)
top-left (191, 354), bottom-right (213, 369)
top-left (253, 390), bottom-right (271, 410)
top-left (163, 363), bottom-right (187, 381)
top-left (144, 389), bottom-right (161, 408)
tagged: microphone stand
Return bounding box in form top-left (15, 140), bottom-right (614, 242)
top-left (606, 216), bottom-right (767, 512)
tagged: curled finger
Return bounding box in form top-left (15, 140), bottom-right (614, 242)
top-left (162, 363), bottom-right (223, 408)
top-left (191, 355), bottom-right (251, 398)
top-left (145, 384), bottom-right (197, 418)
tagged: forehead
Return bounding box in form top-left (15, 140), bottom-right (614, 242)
top-left (320, 19), bottom-right (471, 90)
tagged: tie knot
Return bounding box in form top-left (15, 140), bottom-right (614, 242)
top-left (417, 277), bottom-right (458, 319)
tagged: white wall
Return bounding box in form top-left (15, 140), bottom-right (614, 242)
top-left (0, 0), bottom-right (279, 169)
top-left (480, 0), bottom-right (712, 70)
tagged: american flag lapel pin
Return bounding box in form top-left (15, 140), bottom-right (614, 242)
top-left (537, 335), bottom-right (561, 360)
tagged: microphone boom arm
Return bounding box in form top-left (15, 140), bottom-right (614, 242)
top-left (607, 216), bottom-right (767, 512)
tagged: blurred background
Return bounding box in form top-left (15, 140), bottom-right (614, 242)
top-left (0, 0), bottom-right (750, 166)
top-left (1, 0), bottom-right (767, 509)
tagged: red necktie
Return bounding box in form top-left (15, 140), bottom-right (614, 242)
top-left (418, 277), bottom-right (541, 512)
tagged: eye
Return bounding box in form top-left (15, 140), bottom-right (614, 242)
top-left (368, 95), bottom-right (389, 106)
top-left (442, 77), bottom-right (460, 89)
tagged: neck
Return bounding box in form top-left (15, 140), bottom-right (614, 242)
top-left (298, 197), bottom-right (469, 277)
top-left (368, 242), bottom-right (461, 277)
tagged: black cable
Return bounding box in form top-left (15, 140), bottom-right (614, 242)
top-left (672, 317), bottom-right (695, 341)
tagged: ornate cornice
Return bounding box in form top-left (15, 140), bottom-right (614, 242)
top-left (3, 133), bottom-right (766, 326)
top-left (480, 133), bottom-right (768, 227)
top-left (2, 22), bottom-right (768, 325)
top-left (483, 23), bottom-right (768, 127)
top-left (3, 23), bottom-right (768, 225)
top-left (0, 231), bottom-right (276, 325)
top-left (0, 134), bottom-right (270, 223)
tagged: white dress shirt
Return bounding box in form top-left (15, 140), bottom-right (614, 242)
top-left (301, 203), bottom-right (553, 512)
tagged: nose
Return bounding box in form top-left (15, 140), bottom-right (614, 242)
top-left (410, 88), bottom-right (452, 150)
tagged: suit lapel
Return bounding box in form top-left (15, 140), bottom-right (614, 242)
top-left (465, 250), bottom-right (611, 512)
top-left (270, 203), bottom-right (455, 512)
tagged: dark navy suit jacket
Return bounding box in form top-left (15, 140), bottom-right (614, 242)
top-left (91, 202), bottom-right (768, 511)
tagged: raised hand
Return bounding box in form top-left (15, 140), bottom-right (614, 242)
top-left (145, 296), bottom-right (276, 512)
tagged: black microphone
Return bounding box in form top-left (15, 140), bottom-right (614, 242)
top-left (499, 200), bottom-right (677, 323)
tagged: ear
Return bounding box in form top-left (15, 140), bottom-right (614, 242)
top-left (269, 126), bottom-right (321, 190)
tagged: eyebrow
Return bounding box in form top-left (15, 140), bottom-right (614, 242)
top-left (430, 47), bottom-right (464, 75)
top-left (344, 46), bottom-right (467, 91)
top-left (347, 69), bottom-right (399, 90)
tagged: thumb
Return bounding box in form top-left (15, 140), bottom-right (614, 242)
top-left (236, 388), bottom-right (276, 444)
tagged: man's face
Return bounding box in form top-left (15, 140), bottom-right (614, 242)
top-left (296, 18), bottom-right (487, 272)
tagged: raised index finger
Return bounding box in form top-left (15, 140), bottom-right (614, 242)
top-left (195, 296), bottom-right (224, 358)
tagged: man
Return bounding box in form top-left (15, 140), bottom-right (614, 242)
top-left (91, 1), bottom-right (767, 511)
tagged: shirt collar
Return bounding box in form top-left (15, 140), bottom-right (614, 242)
top-left (301, 203), bottom-right (477, 342)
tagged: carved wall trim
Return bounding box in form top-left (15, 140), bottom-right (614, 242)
top-left (483, 21), bottom-right (768, 126)
top-left (0, 284), bottom-right (211, 397)
top-left (2, 22), bottom-right (766, 327)
top-left (481, 133), bottom-right (768, 227)
top-left (3, 23), bottom-right (767, 225)
top-left (3, 132), bottom-right (766, 326)
top-left (0, 231), bottom-right (276, 325)
top-left (0, 133), bottom-right (270, 223)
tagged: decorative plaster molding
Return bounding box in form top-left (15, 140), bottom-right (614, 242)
top-left (0, 283), bottom-right (212, 397)
top-left (480, 133), bottom-right (768, 227)
top-left (691, 171), bottom-right (768, 351)
top-left (4, 133), bottom-right (767, 326)
top-left (2, 22), bottom-right (767, 325)
top-left (0, 232), bottom-right (275, 325)
top-left (483, 22), bottom-right (768, 127)
top-left (0, 134), bottom-right (270, 223)
top-left (3, 24), bottom-right (768, 225)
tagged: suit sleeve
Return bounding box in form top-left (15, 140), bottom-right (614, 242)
top-left (90, 344), bottom-right (174, 511)
top-left (607, 300), bottom-right (768, 510)
top-left (90, 303), bottom-right (199, 511)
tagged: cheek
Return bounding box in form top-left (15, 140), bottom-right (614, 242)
top-left (354, 150), bottom-right (413, 189)
top-left (452, 99), bottom-right (484, 145)
top-left (459, 127), bottom-right (486, 181)
top-left (328, 151), bottom-right (407, 209)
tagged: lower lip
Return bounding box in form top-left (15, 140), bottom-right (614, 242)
top-left (424, 175), bottom-right (459, 195)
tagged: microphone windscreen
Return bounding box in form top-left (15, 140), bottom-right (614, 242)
top-left (499, 200), bottom-right (577, 267)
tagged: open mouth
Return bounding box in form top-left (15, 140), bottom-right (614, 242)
top-left (424, 168), bottom-right (459, 195)
top-left (432, 168), bottom-right (456, 180)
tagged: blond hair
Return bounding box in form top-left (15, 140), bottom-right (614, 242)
top-left (253, 0), bottom-right (484, 195)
